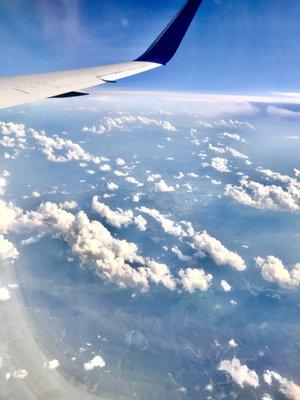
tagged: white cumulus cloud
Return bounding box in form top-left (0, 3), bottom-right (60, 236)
top-left (44, 359), bottom-right (60, 370)
top-left (193, 231), bottom-right (246, 271)
top-left (211, 157), bottom-right (230, 173)
top-left (0, 287), bottom-right (11, 302)
top-left (218, 358), bottom-right (259, 388)
top-left (0, 235), bottom-right (19, 263)
top-left (31, 129), bottom-right (93, 163)
top-left (178, 268), bottom-right (213, 293)
top-left (155, 179), bottom-right (175, 192)
top-left (264, 370), bottom-right (300, 400)
top-left (84, 355), bottom-right (105, 371)
top-left (138, 206), bottom-right (189, 237)
top-left (225, 175), bottom-right (300, 211)
top-left (255, 256), bottom-right (300, 289)
top-left (221, 280), bottom-right (232, 292)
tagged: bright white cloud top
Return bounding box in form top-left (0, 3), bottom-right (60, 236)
top-left (0, 89), bottom-right (300, 399)
top-left (218, 358), bottom-right (259, 388)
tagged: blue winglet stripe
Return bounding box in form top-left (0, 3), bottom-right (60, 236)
top-left (135, 0), bottom-right (203, 65)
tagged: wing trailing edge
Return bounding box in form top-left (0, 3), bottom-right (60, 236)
top-left (0, 0), bottom-right (204, 109)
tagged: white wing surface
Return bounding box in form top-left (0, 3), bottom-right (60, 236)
top-left (0, 0), bottom-right (203, 110)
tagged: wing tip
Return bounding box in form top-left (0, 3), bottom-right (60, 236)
top-left (135, 0), bottom-right (203, 65)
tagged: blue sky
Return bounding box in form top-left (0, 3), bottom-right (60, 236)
top-left (1, 0), bottom-right (300, 94)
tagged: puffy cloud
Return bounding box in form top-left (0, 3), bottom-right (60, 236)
top-left (0, 121), bottom-right (25, 138)
top-left (92, 196), bottom-right (147, 232)
top-left (107, 182), bottom-right (119, 191)
top-left (198, 119), bottom-right (254, 129)
top-left (0, 191), bottom-right (21, 262)
top-left (0, 176), bottom-right (7, 196)
top-left (145, 260), bottom-right (176, 291)
top-left (92, 196), bottom-right (134, 228)
top-left (84, 355), bottom-right (105, 371)
top-left (44, 359), bottom-right (60, 370)
top-left (172, 246), bottom-right (193, 263)
top-left (178, 268), bottom-right (213, 293)
top-left (31, 129), bottom-right (93, 163)
top-left (0, 195), bottom-right (171, 292)
top-left (226, 147), bottom-right (249, 160)
top-left (125, 176), bottom-right (144, 187)
top-left (100, 164), bottom-right (111, 172)
top-left (174, 172), bottom-right (184, 180)
top-left (264, 370), bottom-right (300, 400)
top-left (132, 193), bottom-right (143, 203)
top-left (0, 235), bottom-right (19, 263)
top-left (218, 358), bottom-right (259, 388)
top-left (35, 203), bottom-right (149, 290)
top-left (228, 339), bottom-right (238, 348)
top-left (208, 144), bottom-right (249, 160)
top-left (82, 114), bottom-right (177, 134)
top-left (59, 201), bottom-right (78, 210)
top-left (221, 280), bottom-right (232, 292)
top-left (0, 121), bottom-right (26, 150)
top-left (193, 231), bottom-right (246, 271)
top-left (187, 172), bottom-right (199, 178)
top-left (0, 287), bottom-right (11, 302)
top-left (138, 206), bottom-right (189, 237)
top-left (0, 200), bottom-right (23, 234)
top-left (147, 173), bottom-right (161, 182)
top-left (257, 167), bottom-right (294, 184)
top-left (8, 369), bottom-right (29, 380)
top-left (116, 158), bottom-right (125, 166)
top-left (114, 170), bottom-right (127, 177)
top-left (155, 179), bottom-right (175, 192)
top-left (31, 191), bottom-right (41, 198)
top-left (255, 256), bottom-right (300, 289)
top-left (134, 215), bottom-right (147, 232)
top-left (225, 175), bottom-right (300, 211)
top-left (262, 394), bottom-right (272, 400)
top-left (221, 132), bottom-right (245, 142)
top-left (208, 143), bottom-right (226, 154)
top-left (20, 202), bottom-right (176, 293)
top-left (211, 157), bottom-right (230, 173)
top-left (138, 207), bottom-right (245, 272)
top-left (0, 189), bottom-right (244, 294)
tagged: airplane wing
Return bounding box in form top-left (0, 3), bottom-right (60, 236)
top-left (0, 0), bottom-right (203, 110)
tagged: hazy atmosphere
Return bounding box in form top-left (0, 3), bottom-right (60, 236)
top-left (0, 0), bottom-right (300, 399)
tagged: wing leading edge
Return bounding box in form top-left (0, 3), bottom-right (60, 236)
top-left (0, 0), bottom-right (203, 110)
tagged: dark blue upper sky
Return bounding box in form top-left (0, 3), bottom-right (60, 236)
top-left (1, 0), bottom-right (300, 94)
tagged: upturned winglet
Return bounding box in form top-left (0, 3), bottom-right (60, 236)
top-left (135, 0), bottom-right (203, 65)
